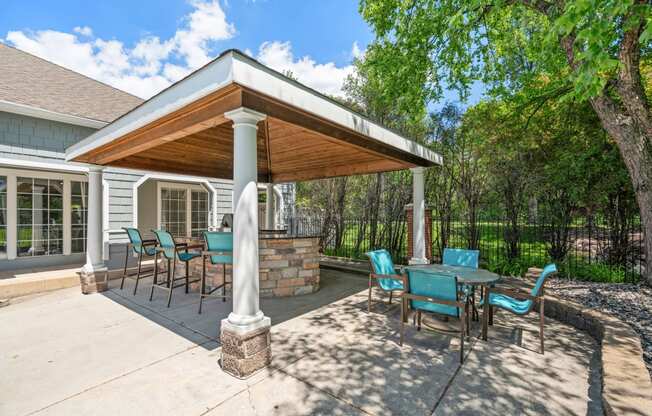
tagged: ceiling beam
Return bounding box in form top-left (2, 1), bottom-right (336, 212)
top-left (272, 159), bottom-right (410, 183)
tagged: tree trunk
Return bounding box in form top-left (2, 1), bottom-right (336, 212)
top-left (590, 94), bottom-right (652, 284)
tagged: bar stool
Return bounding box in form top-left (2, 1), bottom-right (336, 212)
top-left (149, 229), bottom-right (202, 307)
top-left (199, 231), bottom-right (233, 314)
top-left (121, 227), bottom-right (158, 295)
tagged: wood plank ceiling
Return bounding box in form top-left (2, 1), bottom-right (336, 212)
top-left (73, 85), bottom-right (430, 183)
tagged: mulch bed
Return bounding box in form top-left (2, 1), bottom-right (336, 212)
top-left (546, 278), bottom-right (652, 379)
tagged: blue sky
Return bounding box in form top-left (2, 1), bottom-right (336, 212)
top-left (1, 0), bottom-right (479, 107)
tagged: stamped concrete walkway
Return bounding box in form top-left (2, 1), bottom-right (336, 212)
top-left (0, 269), bottom-right (601, 415)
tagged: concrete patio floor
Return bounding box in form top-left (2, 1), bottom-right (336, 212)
top-left (1, 269), bottom-right (602, 415)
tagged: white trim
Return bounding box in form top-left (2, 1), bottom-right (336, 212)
top-left (0, 100), bottom-right (108, 129)
top-left (65, 50), bottom-right (441, 166)
top-left (62, 179), bottom-right (71, 255)
top-left (0, 157), bottom-right (89, 173)
top-left (132, 173), bottom-right (217, 234)
top-left (5, 175), bottom-right (16, 259)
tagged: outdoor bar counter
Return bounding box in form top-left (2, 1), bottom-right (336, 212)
top-left (185, 232), bottom-right (321, 298)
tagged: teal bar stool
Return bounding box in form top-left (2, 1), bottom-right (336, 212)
top-left (121, 227), bottom-right (158, 295)
top-left (199, 231), bottom-right (233, 314)
top-left (149, 229), bottom-right (202, 307)
top-left (443, 247), bottom-right (480, 320)
top-left (481, 263), bottom-right (557, 354)
top-left (400, 268), bottom-right (469, 364)
top-left (364, 249), bottom-right (405, 318)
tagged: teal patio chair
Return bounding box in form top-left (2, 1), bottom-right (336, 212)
top-left (481, 263), bottom-right (557, 354)
top-left (149, 229), bottom-right (203, 307)
top-left (443, 248), bottom-right (480, 320)
top-left (365, 249), bottom-right (405, 316)
top-left (400, 268), bottom-right (469, 363)
top-left (198, 231), bottom-right (233, 314)
top-left (121, 227), bottom-right (158, 295)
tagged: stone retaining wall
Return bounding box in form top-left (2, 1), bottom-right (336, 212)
top-left (518, 269), bottom-right (652, 416)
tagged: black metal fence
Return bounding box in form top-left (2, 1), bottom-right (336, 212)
top-left (288, 214), bottom-right (644, 282)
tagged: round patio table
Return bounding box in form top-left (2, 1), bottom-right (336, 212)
top-left (403, 264), bottom-right (501, 340)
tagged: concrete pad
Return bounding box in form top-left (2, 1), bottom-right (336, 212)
top-left (433, 311), bottom-right (600, 416)
top-left (207, 370), bottom-right (364, 416)
top-left (0, 288), bottom-right (211, 416)
top-left (36, 342), bottom-right (265, 416)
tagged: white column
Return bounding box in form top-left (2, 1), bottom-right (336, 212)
top-left (265, 184), bottom-right (275, 230)
top-left (410, 167), bottom-right (428, 265)
top-left (83, 166), bottom-right (105, 272)
top-left (224, 107), bottom-right (269, 331)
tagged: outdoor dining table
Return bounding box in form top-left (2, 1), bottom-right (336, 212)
top-left (403, 264), bottom-right (501, 341)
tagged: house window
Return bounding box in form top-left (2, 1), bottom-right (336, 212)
top-left (0, 176), bottom-right (6, 257)
top-left (70, 181), bottom-right (88, 253)
top-left (17, 177), bottom-right (63, 257)
top-left (158, 183), bottom-right (210, 238)
top-left (160, 188), bottom-right (187, 237)
top-left (191, 190), bottom-right (209, 238)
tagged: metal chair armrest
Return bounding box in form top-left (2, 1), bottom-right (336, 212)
top-left (369, 273), bottom-right (403, 281)
top-left (185, 244), bottom-right (204, 250)
top-left (141, 239), bottom-right (157, 246)
top-left (489, 286), bottom-right (538, 301)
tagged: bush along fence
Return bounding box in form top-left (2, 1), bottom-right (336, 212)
top-left (286, 212), bottom-right (644, 283)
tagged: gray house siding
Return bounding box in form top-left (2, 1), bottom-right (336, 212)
top-left (0, 111), bottom-right (95, 159)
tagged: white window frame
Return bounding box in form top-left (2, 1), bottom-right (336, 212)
top-left (0, 167), bottom-right (87, 260)
top-left (156, 181), bottom-right (210, 238)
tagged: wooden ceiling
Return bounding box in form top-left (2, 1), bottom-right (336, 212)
top-left (73, 84), bottom-right (431, 183)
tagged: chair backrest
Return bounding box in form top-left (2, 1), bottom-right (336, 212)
top-left (407, 269), bottom-right (459, 317)
top-left (152, 229), bottom-right (176, 259)
top-left (365, 249), bottom-right (402, 292)
top-left (123, 227), bottom-right (145, 254)
top-left (442, 248), bottom-right (479, 269)
top-left (203, 231), bottom-right (233, 264)
top-left (531, 263), bottom-right (557, 297)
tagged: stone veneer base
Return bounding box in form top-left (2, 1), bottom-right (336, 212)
top-left (79, 268), bottom-right (108, 295)
top-left (220, 318), bottom-right (272, 379)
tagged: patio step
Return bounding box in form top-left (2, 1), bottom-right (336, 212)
top-left (0, 267), bottom-right (82, 298)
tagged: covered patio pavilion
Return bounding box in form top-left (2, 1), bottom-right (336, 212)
top-left (65, 49), bottom-right (441, 377)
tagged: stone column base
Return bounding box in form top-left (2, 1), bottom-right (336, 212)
top-left (409, 257), bottom-right (429, 265)
top-left (79, 267), bottom-right (108, 294)
top-left (220, 317), bottom-right (272, 379)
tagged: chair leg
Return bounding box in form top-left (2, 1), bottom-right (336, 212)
top-left (199, 257), bottom-right (205, 314)
top-left (489, 305), bottom-right (494, 326)
top-left (149, 252), bottom-right (159, 302)
top-left (460, 308), bottom-right (465, 364)
top-left (540, 298), bottom-right (545, 354)
top-left (417, 310), bottom-right (422, 331)
top-left (389, 291), bottom-right (393, 305)
top-left (368, 275), bottom-right (372, 313)
top-left (399, 301), bottom-right (405, 346)
top-left (133, 251), bottom-right (143, 295)
top-left (166, 259), bottom-right (174, 308)
top-left (222, 264), bottom-right (227, 302)
top-left (185, 261), bottom-right (189, 294)
top-left (120, 245), bottom-right (129, 290)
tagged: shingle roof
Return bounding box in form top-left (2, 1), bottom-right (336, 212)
top-left (0, 43), bottom-right (143, 123)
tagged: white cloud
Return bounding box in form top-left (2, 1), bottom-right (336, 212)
top-left (5, 0), bottom-right (235, 98)
top-left (73, 26), bottom-right (93, 37)
top-left (256, 41), bottom-right (357, 97)
top-left (5, 1), bottom-right (359, 99)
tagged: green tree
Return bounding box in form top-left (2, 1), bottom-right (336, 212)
top-left (360, 0), bottom-right (652, 283)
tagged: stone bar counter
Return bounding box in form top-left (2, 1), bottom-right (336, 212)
top-left (183, 233), bottom-right (320, 298)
